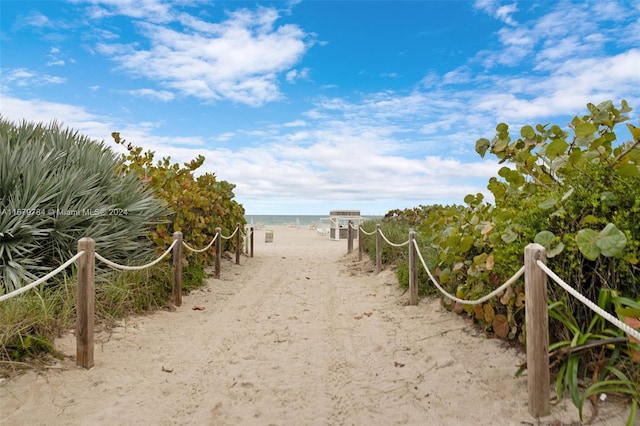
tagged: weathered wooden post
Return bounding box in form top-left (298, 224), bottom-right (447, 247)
top-left (347, 220), bottom-right (353, 254)
top-left (172, 232), bottom-right (183, 307)
top-left (214, 227), bottom-right (222, 278)
top-left (409, 230), bottom-right (418, 305)
top-left (235, 223), bottom-right (241, 265)
top-left (375, 223), bottom-right (382, 273)
top-left (358, 225), bottom-right (363, 262)
top-left (245, 226), bottom-right (249, 255)
top-left (77, 237), bottom-right (95, 369)
top-left (250, 226), bottom-right (254, 258)
top-left (524, 243), bottom-right (550, 418)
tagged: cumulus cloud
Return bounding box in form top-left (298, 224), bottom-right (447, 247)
top-left (4, 1), bottom-right (638, 215)
top-left (94, 6), bottom-right (311, 106)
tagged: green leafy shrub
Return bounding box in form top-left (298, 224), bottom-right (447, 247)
top-left (381, 101), bottom-right (640, 420)
top-left (111, 133), bottom-right (246, 260)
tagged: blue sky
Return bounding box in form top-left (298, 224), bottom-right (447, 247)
top-left (1, 0), bottom-right (639, 215)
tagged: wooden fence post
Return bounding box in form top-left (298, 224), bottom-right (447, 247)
top-left (524, 243), bottom-right (550, 418)
top-left (214, 227), bottom-right (221, 279)
top-left (375, 224), bottom-right (382, 273)
top-left (250, 226), bottom-right (254, 258)
top-left (245, 226), bottom-right (249, 255)
top-left (172, 232), bottom-right (183, 307)
top-left (235, 223), bottom-right (241, 265)
top-left (358, 226), bottom-right (363, 262)
top-left (77, 237), bottom-right (95, 369)
top-left (347, 220), bottom-right (353, 254)
top-left (409, 230), bottom-right (418, 305)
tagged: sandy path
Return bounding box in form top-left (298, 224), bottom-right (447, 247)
top-left (0, 226), bottom-right (635, 425)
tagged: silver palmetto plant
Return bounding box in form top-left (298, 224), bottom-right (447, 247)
top-left (0, 118), bottom-right (169, 294)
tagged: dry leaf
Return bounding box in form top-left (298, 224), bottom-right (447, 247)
top-left (161, 366), bottom-right (173, 373)
top-left (363, 312), bottom-right (373, 317)
top-left (492, 314), bottom-right (509, 338)
top-left (394, 361), bottom-right (405, 368)
top-left (192, 305), bottom-right (206, 311)
top-left (354, 315), bottom-right (363, 320)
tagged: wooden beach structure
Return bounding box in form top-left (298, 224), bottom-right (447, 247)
top-left (324, 210), bottom-right (364, 240)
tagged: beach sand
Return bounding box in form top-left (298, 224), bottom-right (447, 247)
top-left (1, 225), bottom-right (636, 425)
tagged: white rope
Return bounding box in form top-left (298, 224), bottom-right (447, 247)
top-left (95, 240), bottom-right (177, 271)
top-left (359, 226), bottom-right (377, 236)
top-left (536, 260), bottom-right (640, 342)
top-left (183, 234), bottom-right (217, 253)
top-left (0, 251), bottom-right (86, 302)
top-left (413, 239), bottom-right (524, 306)
top-left (221, 226), bottom-right (239, 240)
top-left (379, 229), bottom-right (410, 247)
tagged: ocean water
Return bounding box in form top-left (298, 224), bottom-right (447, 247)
top-left (244, 215), bottom-right (382, 227)
top-left (245, 215), bottom-right (323, 227)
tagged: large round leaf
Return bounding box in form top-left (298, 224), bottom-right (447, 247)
top-left (534, 231), bottom-right (556, 249)
top-left (597, 223), bottom-right (627, 257)
top-left (576, 229), bottom-right (600, 260)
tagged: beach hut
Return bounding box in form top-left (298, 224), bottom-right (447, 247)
top-left (327, 210), bottom-right (363, 240)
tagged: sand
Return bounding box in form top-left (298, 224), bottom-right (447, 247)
top-left (0, 226), bottom-right (636, 425)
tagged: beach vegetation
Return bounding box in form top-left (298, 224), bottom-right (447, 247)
top-left (365, 100), bottom-right (640, 420)
top-left (0, 120), bottom-right (242, 371)
top-left (111, 132), bottom-right (246, 260)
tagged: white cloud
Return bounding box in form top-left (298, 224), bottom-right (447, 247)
top-left (3, 68), bottom-right (66, 87)
top-left (95, 7), bottom-right (311, 106)
top-left (286, 67), bottom-right (310, 83)
top-left (0, 96), bottom-right (114, 142)
top-left (71, 0), bottom-right (175, 23)
top-left (214, 132), bottom-right (235, 142)
top-left (283, 120), bottom-right (307, 127)
top-left (0, 94), bottom-right (502, 214)
top-left (473, 0), bottom-right (518, 25)
top-left (128, 88), bottom-right (175, 102)
top-left (13, 11), bottom-right (54, 29)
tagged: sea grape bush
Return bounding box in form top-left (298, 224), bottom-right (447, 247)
top-left (379, 100), bottom-right (640, 344)
top-left (112, 133), bottom-right (246, 259)
top-left (475, 100), bottom-right (640, 334)
top-left (376, 100), bottom-right (640, 417)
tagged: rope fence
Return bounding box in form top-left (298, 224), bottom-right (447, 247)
top-left (95, 240), bottom-right (178, 271)
top-left (183, 234), bottom-right (217, 254)
top-left (0, 223), bottom-right (253, 370)
top-left (0, 252), bottom-right (86, 302)
top-left (355, 224), bottom-right (640, 419)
